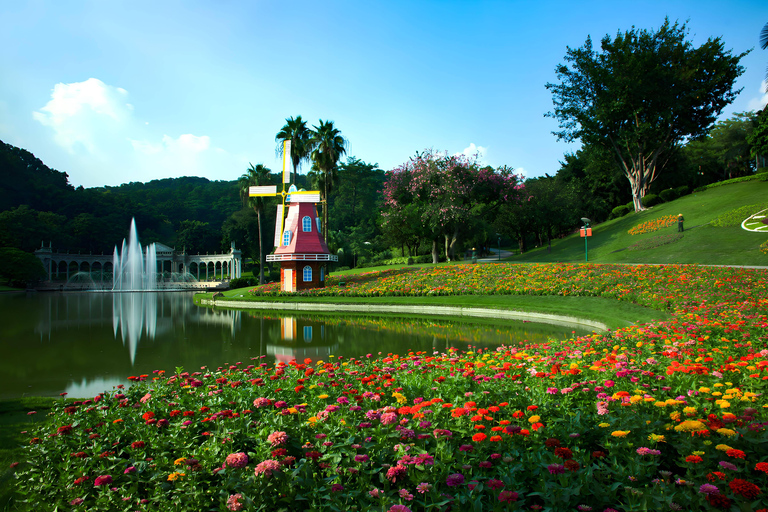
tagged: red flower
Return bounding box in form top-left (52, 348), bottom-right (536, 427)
top-left (564, 459), bottom-right (580, 472)
top-left (755, 462), bottom-right (768, 474)
top-left (726, 449), bottom-right (746, 459)
top-left (706, 493), bottom-right (732, 509)
top-left (729, 478), bottom-right (761, 500)
top-left (685, 455), bottom-right (704, 464)
top-left (554, 447), bottom-right (573, 459)
top-left (707, 471), bottom-right (727, 481)
top-left (472, 433), bottom-right (487, 442)
top-left (141, 411), bottom-right (155, 421)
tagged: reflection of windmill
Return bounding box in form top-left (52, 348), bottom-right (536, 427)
top-left (250, 140), bottom-right (337, 292)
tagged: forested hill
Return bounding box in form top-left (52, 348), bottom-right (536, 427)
top-left (0, 139), bottom-right (242, 255)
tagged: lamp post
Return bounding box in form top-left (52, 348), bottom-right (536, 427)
top-left (496, 233), bottom-right (501, 261)
top-left (580, 218), bottom-right (591, 262)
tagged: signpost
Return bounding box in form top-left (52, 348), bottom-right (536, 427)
top-left (580, 218), bottom-right (592, 262)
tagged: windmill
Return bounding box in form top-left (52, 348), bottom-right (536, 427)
top-left (249, 140), bottom-right (321, 247)
top-left (250, 140), bottom-right (337, 292)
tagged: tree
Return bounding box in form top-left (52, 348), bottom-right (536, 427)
top-left (275, 116), bottom-right (312, 184)
top-left (381, 150), bottom-right (521, 263)
top-left (684, 112), bottom-right (757, 182)
top-left (238, 163), bottom-right (273, 284)
top-left (547, 18), bottom-right (747, 211)
top-left (0, 247), bottom-right (46, 287)
top-left (310, 120), bottom-right (348, 240)
top-left (761, 22), bottom-right (768, 82)
top-left (748, 107), bottom-right (768, 169)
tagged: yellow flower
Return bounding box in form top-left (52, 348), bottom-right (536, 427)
top-left (648, 433), bottom-right (666, 443)
top-left (599, 422), bottom-right (611, 428)
top-left (318, 394), bottom-right (329, 399)
top-left (611, 430), bottom-right (630, 438)
top-left (698, 387), bottom-right (711, 394)
top-left (392, 392), bottom-right (407, 404)
top-left (674, 420), bottom-right (707, 433)
top-left (630, 395), bottom-right (643, 404)
top-left (715, 444), bottom-right (733, 452)
top-left (669, 411), bottom-right (681, 421)
top-left (713, 383), bottom-right (724, 388)
top-left (716, 428), bottom-right (737, 438)
top-left (167, 472), bottom-right (185, 482)
top-left (683, 406), bottom-right (697, 416)
top-left (643, 397), bottom-right (656, 402)
top-left (711, 392), bottom-right (723, 397)
top-left (287, 408), bottom-right (298, 414)
top-left (655, 401), bottom-right (667, 408)
top-left (692, 451), bottom-right (705, 456)
top-left (718, 401), bottom-right (731, 409)
top-left (174, 457), bottom-right (186, 466)
top-left (528, 415), bottom-right (541, 424)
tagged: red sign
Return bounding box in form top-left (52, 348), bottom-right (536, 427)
top-left (580, 228), bottom-right (592, 237)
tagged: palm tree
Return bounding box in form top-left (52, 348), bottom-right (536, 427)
top-left (310, 120), bottom-right (348, 239)
top-left (761, 22), bottom-right (768, 82)
top-left (239, 163), bottom-right (272, 285)
top-left (275, 116), bottom-right (312, 184)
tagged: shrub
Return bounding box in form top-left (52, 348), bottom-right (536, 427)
top-left (609, 204), bottom-right (631, 219)
top-left (659, 188), bottom-right (679, 203)
top-left (756, 167), bottom-right (768, 174)
top-left (641, 193), bottom-right (662, 208)
top-left (335, 266), bottom-right (350, 272)
top-left (229, 277), bottom-right (257, 289)
top-left (675, 185), bottom-right (689, 196)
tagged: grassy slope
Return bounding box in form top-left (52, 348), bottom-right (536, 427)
top-left (511, 180), bottom-right (768, 265)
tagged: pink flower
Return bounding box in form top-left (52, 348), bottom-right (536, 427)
top-left (417, 482), bottom-right (432, 494)
top-left (225, 452), bottom-right (249, 469)
top-left (498, 490), bottom-right (519, 503)
top-left (446, 473), bottom-right (464, 487)
top-left (387, 464), bottom-right (407, 483)
top-left (388, 506), bottom-right (412, 512)
top-left (267, 431), bottom-right (288, 446)
top-left (254, 459), bottom-right (281, 478)
top-left (380, 412), bottom-right (397, 425)
top-left (93, 474), bottom-right (112, 487)
top-left (227, 493), bottom-right (245, 511)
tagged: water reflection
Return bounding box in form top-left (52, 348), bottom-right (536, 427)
top-left (0, 292), bottom-right (590, 399)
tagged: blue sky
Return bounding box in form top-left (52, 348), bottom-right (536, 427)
top-left (1, 0), bottom-right (766, 188)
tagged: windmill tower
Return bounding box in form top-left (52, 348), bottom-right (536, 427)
top-left (250, 140), bottom-right (338, 292)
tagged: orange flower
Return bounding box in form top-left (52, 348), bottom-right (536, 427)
top-left (472, 433), bottom-right (487, 442)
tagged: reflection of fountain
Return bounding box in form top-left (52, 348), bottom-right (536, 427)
top-left (113, 219), bottom-right (157, 291)
top-left (66, 271), bottom-right (99, 290)
top-left (113, 292), bottom-right (158, 364)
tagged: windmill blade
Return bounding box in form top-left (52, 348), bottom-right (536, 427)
top-left (283, 140), bottom-right (291, 184)
top-left (249, 185), bottom-right (278, 196)
top-left (289, 191), bottom-right (321, 203)
top-left (273, 204), bottom-right (284, 247)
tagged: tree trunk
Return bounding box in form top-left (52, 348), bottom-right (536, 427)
top-left (323, 176), bottom-right (329, 242)
top-left (448, 228), bottom-right (459, 261)
top-left (431, 239), bottom-right (439, 264)
top-left (518, 235), bottom-right (526, 254)
top-left (256, 208), bottom-right (264, 285)
top-left (444, 234), bottom-right (450, 262)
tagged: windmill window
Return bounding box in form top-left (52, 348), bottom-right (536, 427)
top-left (303, 265), bottom-right (312, 282)
top-left (316, 218), bottom-right (322, 233)
top-left (282, 230), bottom-right (292, 246)
top-left (320, 266), bottom-right (325, 282)
top-left (302, 216), bottom-right (312, 232)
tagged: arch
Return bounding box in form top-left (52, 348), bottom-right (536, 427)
top-left (302, 216), bottom-right (312, 232)
top-left (303, 265), bottom-right (312, 282)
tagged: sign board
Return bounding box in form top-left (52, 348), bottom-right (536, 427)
top-left (580, 228), bottom-right (592, 237)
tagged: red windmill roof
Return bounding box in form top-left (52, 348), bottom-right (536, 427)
top-left (273, 202), bottom-right (332, 256)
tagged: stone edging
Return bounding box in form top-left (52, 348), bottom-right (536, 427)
top-left (198, 299), bottom-right (608, 331)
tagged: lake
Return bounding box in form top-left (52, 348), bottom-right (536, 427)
top-left (0, 291), bottom-right (591, 399)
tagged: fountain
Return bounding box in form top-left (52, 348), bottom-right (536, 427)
top-left (112, 219), bottom-right (158, 292)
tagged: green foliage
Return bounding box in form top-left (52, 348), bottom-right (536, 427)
top-left (747, 106), bottom-right (768, 161)
top-left (675, 185), bottom-right (690, 196)
top-left (683, 112), bottom-right (758, 183)
top-left (0, 247), bottom-right (46, 287)
top-left (709, 203), bottom-right (768, 227)
top-left (229, 276), bottom-right (257, 289)
top-left (700, 173), bottom-right (768, 190)
top-left (641, 193), bottom-right (662, 208)
top-left (658, 188), bottom-right (679, 203)
top-left (547, 18), bottom-right (747, 211)
top-left (609, 204), bottom-right (632, 220)
top-left (758, 167), bottom-right (768, 174)
top-left (626, 233), bottom-right (683, 251)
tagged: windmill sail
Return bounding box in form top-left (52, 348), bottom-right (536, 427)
top-left (273, 204), bottom-right (284, 247)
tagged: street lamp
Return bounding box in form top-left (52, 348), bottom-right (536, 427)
top-left (580, 218), bottom-right (591, 262)
top-left (496, 233), bottom-right (501, 261)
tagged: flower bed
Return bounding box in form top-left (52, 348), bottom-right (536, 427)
top-left (13, 264), bottom-right (768, 511)
top-left (626, 233), bottom-right (683, 252)
top-left (628, 215), bottom-right (678, 235)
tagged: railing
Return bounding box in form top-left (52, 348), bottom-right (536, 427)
top-left (266, 254), bottom-right (339, 262)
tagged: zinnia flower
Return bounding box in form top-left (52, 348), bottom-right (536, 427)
top-left (254, 459), bottom-right (281, 478)
top-left (498, 490), bottom-right (519, 502)
top-left (729, 478), bottom-right (761, 499)
top-left (699, 484), bottom-right (719, 495)
top-left (267, 431), bottom-right (288, 446)
top-left (446, 473), bottom-right (465, 487)
top-left (93, 475), bottom-right (112, 487)
top-left (547, 464), bottom-right (565, 475)
top-left (225, 452), bottom-right (248, 469)
top-left (226, 493), bottom-right (245, 512)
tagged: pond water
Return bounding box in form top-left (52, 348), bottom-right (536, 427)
top-left (0, 292), bottom-right (591, 399)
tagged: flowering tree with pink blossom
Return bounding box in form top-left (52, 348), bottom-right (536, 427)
top-left (381, 150), bottom-right (522, 263)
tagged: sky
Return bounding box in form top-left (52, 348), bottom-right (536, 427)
top-left (1, 0), bottom-right (767, 188)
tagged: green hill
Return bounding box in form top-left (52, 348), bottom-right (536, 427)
top-left (508, 179), bottom-right (768, 266)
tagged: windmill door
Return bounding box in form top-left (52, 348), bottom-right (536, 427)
top-left (283, 269), bottom-right (294, 292)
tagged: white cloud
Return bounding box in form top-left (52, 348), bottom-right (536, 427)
top-left (456, 143), bottom-right (487, 161)
top-left (747, 80), bottom-right (768, 111)
top-left (516, 167), bottom-right (527, 179)
top-left (33, 78), bottom-right (132, 154)
top-left (32, 78), bottom-right (244, 186)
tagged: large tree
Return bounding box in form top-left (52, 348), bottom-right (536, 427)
top-left (547, 18), bottom-right (747, 211)
top-left (275, 116), bottom-right (312, 184)
top-left (238, 163), bottom-right (273, 284)
top-left (309, 120), bottom-right (347, 239)
top-left (381, 150), bottom-right (521, 263)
